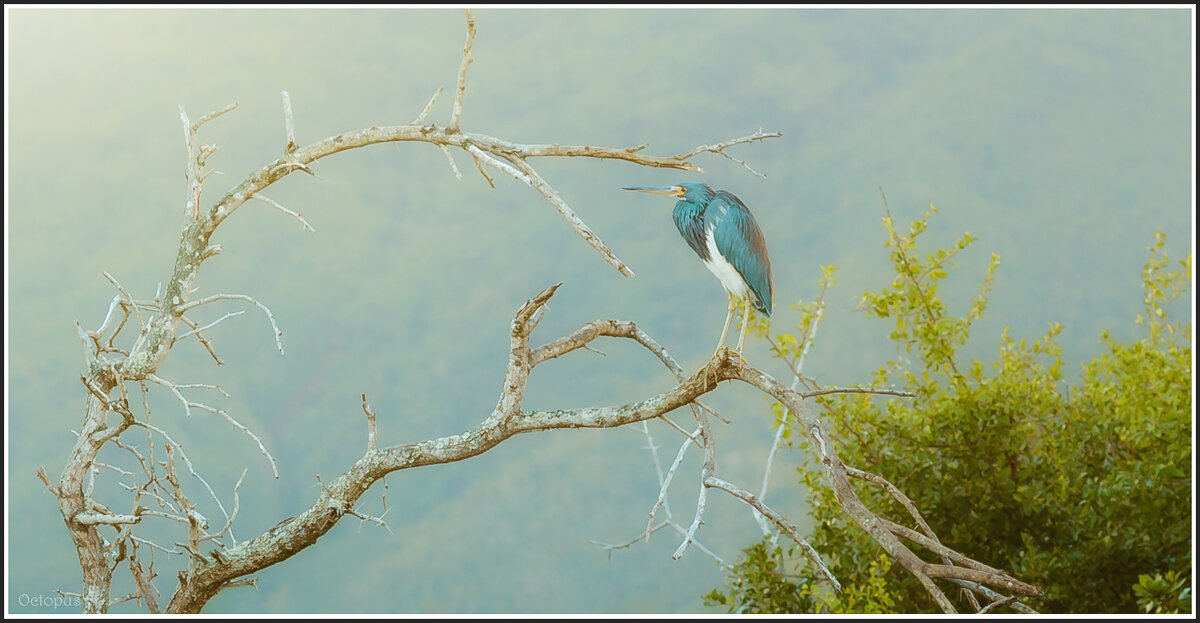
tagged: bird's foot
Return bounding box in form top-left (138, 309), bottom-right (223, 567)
top-left (695, 347), bottom-right (738, 388)
top-left (695, 349), bottom-right (730, 388)
top-left (692, 348), bottom-right (749, 388)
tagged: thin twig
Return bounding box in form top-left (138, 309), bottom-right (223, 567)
top-left (140, 509), bottom-right (190, 525)
top-left (199, 469), bottom-right (246, 546)
top-left (640, 422), bottom-right (672, 520)
top-left (361, 394), bottom-right (378, 452)
top-left (593, 521), bottom-right (670, 555)
top-left (504, 154), bottom-right (635, 277)
top-left (945, 579), bottom-right (1037, 615)
top-left (672, 406), bottom-right (715, 560)
top-left (180, 103), bottom-right (236, 221)
top-left (93, 461), bottom-right (135, 478)
top-left (102, 271), bottom-right (145, 333)
top-left (656, 415), bottom-right (702, 447)
top-left (846, 467), bottom-right (938, 541)
top-left (176, 383), bottom-right (230, 398)
top-left (448, 9), bottom-right (475, 133)
top-left (592, 521), bottom-right (730, 570)
top-left (439, 144), bottom-right (463, 179)
top-left (469, 149), bottom-right (496, 188)
top-left (675, 130), bottom-right (782, 160)
top-left (803, 386), bottom-right (915, 399)
top-left (175, 294), bottom-right (284, 354)
top-left (193, 102), bottom-right (238, 131)
top-left (161, 444), bottom-right (205, 556)
top-left (467, 144), bottom-right (532, 184)
top-left (977, 594), bottom-right (1018, 614)
top-left (75, 321), bottom-right (97, 369)
top-left (281, 91), bottom-right (297, 154)
top-left (188, 403), bottom-right (279, 478)
top-left (107, 593), bottom-right (141, 608)
top-left (146, 374), bottom-right (191, 418)
top-left (646, 429), bottom-right (698, 538)
top-left (175, 312), bottom-right (243, 365)
top-left (133, 421), bottom-right (229, 528)
top-left (96, 294), bottom-right (122, 336)
top-left (705, 476), bottom-right (841, 592)
top-left (672, 475), bottom-right (709, 560)
top-left (36, 467), bottom-right (60, 496)
top-left (130, 536), bottom-right (183, 556)
top-left (412, 86), bottom-right (443, 125)
top-left (664, 522), bottom-right (730, 569)
top-left (347, 507), bottom-right (392, 533)
top-left (252, 193), bottom-right (316, 232)
top-left (754, 416), bottom-right (788, 539)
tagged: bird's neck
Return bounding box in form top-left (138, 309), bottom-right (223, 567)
top-left (672, 201), bottom-right (710, 262)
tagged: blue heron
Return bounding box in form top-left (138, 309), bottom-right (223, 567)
top-left (623, 182), bottom-right (774, 359)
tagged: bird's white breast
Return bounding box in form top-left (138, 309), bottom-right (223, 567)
top-left (703, 225), bottom-right (749, 298)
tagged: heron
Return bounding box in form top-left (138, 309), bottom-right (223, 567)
top-left (623, 182), bottom-right (774, 360)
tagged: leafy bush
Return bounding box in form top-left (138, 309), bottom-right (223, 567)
top-left (1134, 570), bottom-right (1191, 614)
top-left (708, 209), bottom-right (1192, 614)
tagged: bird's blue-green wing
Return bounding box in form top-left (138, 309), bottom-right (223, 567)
top-left (711, 191), bottom-right (774, 316)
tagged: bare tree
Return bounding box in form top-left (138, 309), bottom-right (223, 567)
top-left (43, 11), bottom-right (1042, 614)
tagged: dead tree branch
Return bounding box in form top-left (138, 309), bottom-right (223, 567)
top-left (158, 303), bottom-right (1039, 612)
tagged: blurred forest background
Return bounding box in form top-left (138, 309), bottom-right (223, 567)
top-left (5, 7), bottom-right (1192, 614)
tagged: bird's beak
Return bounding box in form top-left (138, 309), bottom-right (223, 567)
top-left (622, 185), bottom-right (684, 197)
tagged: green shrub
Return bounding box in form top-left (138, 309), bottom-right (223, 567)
top-left (708, 211), bottom-right (1192, 614)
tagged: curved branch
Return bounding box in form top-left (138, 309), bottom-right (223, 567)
top-left (163, 291), bottom-right (1042, 612)
top-left (166, 289), bottom-right (722, 612)
top-left (202, 124), bottom-right (776, 278)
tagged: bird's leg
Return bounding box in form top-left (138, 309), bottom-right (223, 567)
top-left (734, 296), bottom-right (752, 353)
top-left (696, 292), bottom-right (738, 388)
top-left (714, 291), bottom-right (737, 361)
